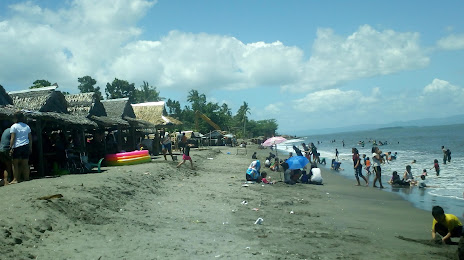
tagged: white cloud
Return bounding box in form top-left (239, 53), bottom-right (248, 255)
top-left (436, 34), bottom-right (464, 50)
top-left (0, 0), bottom-right (154, 90)
top-left (420, 79), bottom-right (464, 107)
top-left (292, 88), bottom-right (377, 113)
top-left (264, 103), bottom-right (283, 114)
top-left (0, 3), bottom-right (430, 96)
top-left (283, 25), bottom-right (429, 92)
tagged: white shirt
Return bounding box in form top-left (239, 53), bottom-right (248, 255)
top-left (372, 153), bottom-right (381, 167)
top-left (311, 168), bottom-right (323, 184)
top-left (10, 122), bottom-right (31, 148)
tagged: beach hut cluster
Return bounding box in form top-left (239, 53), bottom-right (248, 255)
top-left (0, 85), bottom-right (183, 178)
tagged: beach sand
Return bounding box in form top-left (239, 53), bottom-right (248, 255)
top-left (0, 144), bottom-right (458, 259)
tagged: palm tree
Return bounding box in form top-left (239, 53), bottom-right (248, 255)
top-left (237, 102), bottom-right (251, 138)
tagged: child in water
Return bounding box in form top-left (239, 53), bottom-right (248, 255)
top-left (364, 156), bottom-right (371, 175)
top-left (431, 159), bottom-right (440, 176)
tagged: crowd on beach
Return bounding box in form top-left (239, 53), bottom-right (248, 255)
top-left (246, 138), bottom-right (463, 248)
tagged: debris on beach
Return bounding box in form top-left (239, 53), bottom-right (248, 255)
top-left (37, 194), bottom-right (63, 200)
top-left (254, 217), bottom-right (264, 224)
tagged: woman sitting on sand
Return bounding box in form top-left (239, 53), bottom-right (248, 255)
top-left (246, 160), bottom-right (261, 182)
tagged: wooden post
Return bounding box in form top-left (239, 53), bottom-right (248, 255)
top-left (36, 119), bottom-right (45, 178)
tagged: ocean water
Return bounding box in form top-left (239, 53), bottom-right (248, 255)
top-left (277, 124), bottom-right (464, 216)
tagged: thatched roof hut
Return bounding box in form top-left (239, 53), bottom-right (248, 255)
top-left (65, 92), bottom-right (106, 117)
top-left (101, 98), bottom-right (156, 128)
top-left (131, 101), bottom-right (182, 127)
top-left (65, 93), bottom-right (129, 127)
top-left (9, 86), bottom-right (67, 113)
top-left (9, 87), bottom-right (97, 128)
top-left (0, 85), bottom-right (13, 106)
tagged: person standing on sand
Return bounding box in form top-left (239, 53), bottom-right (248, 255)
top-left (352, 148), bottom-right (368, 186)
top-left (0, 127), bottom-right (12, 185)
top-left (371, 146), bottom-right (384, 188)
top-left (161, 132), bottom-right (174, 161)
top-left (177, 144), bottom-right (194, 169)
top-left (9, 112), bottom-right (32, 183)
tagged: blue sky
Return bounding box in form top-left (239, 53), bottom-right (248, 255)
top-left (1, 0), bottom-right (463, 134)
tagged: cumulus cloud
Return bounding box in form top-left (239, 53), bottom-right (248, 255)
top-left (436, 34), bottom-right (464, 50)
top-left (283, 25), bottom-right (429, 92)
top-left (420, 79), bottom-right (464, 107)
top-left (0, 2), bottom-right (430, 96)
top-left (292, 88), bottom-right (378, 113)
top-left (0, 0), bottom-right (154, 90)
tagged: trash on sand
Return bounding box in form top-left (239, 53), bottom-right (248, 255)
top-left (241, 200), bottom-right (248, 205)
top-left (290, 211), bottom-right (294, 214)
top-left (242, 184), bottom-right (249, 187)
top-left (252, 208), bottom-right (259, 211)
top-left (37, 194), bottom-right (63, 200)
top-left (254, 218), bottom-right (264, 225)
top-left (207, 158), bottom-right (214, 160)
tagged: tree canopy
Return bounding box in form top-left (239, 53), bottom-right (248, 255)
top-left (133, 81), bottom-right (163, 103)
top-left (105, 78), bottom-right (136, 101)
top-left (30, 80), bottom-right (51, 89)
top-left (77, 76), bottom-right (103, 100)
top-left (168, 89), bottom-right (278, 137)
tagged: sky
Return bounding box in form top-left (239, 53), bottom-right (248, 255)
top-left (0, 0), bottom-right (463, 134)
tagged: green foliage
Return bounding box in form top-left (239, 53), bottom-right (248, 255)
top-left (166, 98), bottom-right (182, 117)
top-left (77, 76), bottom-right (103, 100)
top-left (30, 80), bottom-right (51, 89)
top-left (133, 81), bottom-right (163, 103)
top-left (105, 78), bottom-right (136, 101)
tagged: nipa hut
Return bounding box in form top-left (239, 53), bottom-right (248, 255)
top-left (131, 101), bottom-right (182, 127)
top-left (101, 98), bottom-right (155, 129)
top-left (65, 92), bottom-right (129, 128)
top-left (0, 85), bottom-right (15, 120)
top-left (8, 86), bottom-right (98, 177)
top-left (101, 98), bottom-right (157, 153)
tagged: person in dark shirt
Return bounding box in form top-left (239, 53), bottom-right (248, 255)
top-left (177, 144), bottom-right (194, 169)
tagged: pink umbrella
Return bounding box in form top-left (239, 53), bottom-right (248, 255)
top-left (262, 136), bottom-right (287, 147)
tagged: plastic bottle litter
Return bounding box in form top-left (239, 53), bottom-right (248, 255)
top-left (254, 217), bottom-right (264, 225)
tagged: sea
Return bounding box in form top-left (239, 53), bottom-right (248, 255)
top-left (277, 124), bottom-right (464, 217)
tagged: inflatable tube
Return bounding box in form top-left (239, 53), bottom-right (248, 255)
top-left (105, 150), bottom-right (149, 160)
top-left (105, 153), bottom-right (147, 161)
top-left (106, 155), bottom-right (151, 166)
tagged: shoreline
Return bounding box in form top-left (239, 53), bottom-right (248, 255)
top-left (0, 144), bottom-right (458, 259)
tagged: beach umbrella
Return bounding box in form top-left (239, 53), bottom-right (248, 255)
top-left (262, 136), bottom-right (287, 157)
top-left (262, 136), bottom-right (287, 147)
top-left (286, 156), bottom-right (309, 170)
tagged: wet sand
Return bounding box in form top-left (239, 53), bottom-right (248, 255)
top-left (0, 144), bottom-right (458, 259)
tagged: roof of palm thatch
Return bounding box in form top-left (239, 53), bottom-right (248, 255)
top-left (0, 85), bottom-right (13, 106)
top-left (101, 98), bottom-right (156, 129)
top-left (131, 101), bottom-right (182, 127)
top-left (65, 92), bottom-right (129, 128)
top-left (65, 92), bottom-right (107, 117)
top-left (9, 86), bottom-right (68, 113)
top-left (0, 105), bottom-right (16, 120)
top-left (101, 98), bottom-right (136, 118)
top-left (26, 111), bottom-right (98, 128)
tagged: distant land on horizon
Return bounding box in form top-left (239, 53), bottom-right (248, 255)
top-left (289, 114), bottom-right (464, 136)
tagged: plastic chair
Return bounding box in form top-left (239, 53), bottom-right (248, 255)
top-left (81, 154), bottom-right (104, 173)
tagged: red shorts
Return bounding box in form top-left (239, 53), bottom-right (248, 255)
top-left (182, 154), bottom-right (191, 161)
